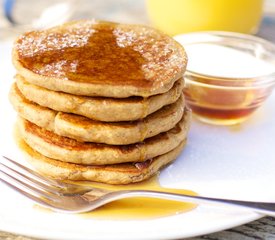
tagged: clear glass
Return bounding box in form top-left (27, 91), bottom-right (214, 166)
top-left (175, 32), bottom-right (275, 125)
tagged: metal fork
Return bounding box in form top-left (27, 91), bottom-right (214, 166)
top-left (1, 156), bottom-right (275, 216)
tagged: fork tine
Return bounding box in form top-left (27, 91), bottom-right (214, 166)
top-left (0, 162), bottom-right (62, 195)
top-left (0, 175), bottom-right (56, 210)
top-left (2, 156), bottom-right (95, 195)
top-left (0, 169), bottom-right (59, 202)
top-left (2, 156), bottom-right (67, 188)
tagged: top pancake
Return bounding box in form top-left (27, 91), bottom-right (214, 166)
top-left (12, 20), bottom-right (187, 98)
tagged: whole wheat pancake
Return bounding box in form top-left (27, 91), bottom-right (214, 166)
top-left (16, 75), bottom-right (183, 122)
top-left (18, 110), bottom-right (191, 165)
top-left (13, 20), bottom-right (187, 98)
top-left (19, 136), bottom-right (186, 184)
top-left (10, 83), bottom-right (185, 144)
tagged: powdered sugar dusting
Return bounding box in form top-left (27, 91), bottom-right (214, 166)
top-left (15, 20), bottom-right (187, 88)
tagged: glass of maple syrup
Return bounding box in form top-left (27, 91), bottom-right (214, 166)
top-left (174, 32), bottom-right (275, 125)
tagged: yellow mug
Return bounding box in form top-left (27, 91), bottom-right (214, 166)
top-left (146, 0), bottom-right (264, 35)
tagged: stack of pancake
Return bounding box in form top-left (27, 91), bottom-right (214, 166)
top-left (9, 20), bottom-right (190, 184)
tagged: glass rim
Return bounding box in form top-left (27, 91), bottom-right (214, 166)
top-left (175, 31), bottom-right (275, 86)
top-left (175, 30), bottom-right (275, 47)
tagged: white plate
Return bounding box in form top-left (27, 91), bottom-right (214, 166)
top-left (0, 41), bottom-right (275, 240)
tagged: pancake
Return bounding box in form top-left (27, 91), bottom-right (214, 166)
top-left (12, 20), bottom-right (187, 98)
top-left (19, 136), bottom-right (186, 184)
top-left (16, 75), bottom-right (184, 122)
top-left (18, 110), bottom-right (191, 165)
top-left (10, 83), bottom-right (185, 144)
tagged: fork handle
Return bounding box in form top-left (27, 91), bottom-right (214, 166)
top-left (109, 190), bottom-right (275, 217)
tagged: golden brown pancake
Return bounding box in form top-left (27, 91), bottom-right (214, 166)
top-left (19, 136), bottom-right (187, 184)
top-left (18, 110), bottom-right (191, 165)
top-left (16, 75), bottom-right (184, 122)
top-left (13, 20), bottom-right (187, 98)
top-left (10, 83), bottom-right (185, 144)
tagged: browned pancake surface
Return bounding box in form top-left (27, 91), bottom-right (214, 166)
top-left (13, 20), bottom-right (187, 97)
top-left (18, 110), bottom-right (191, 165)
top-left (20, 137), bottom-right (187, 184)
